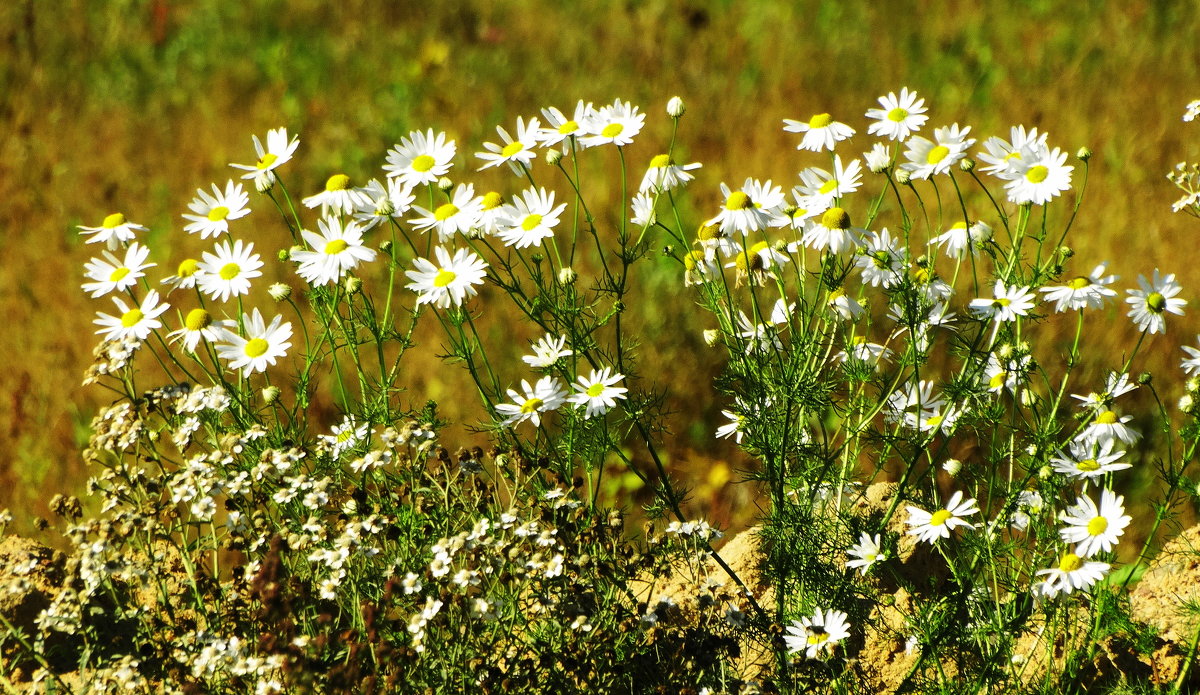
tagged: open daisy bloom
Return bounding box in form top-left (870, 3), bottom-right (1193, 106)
top-left (566, 367), bottom-right (628, 419)
top-left (198, 239), bottom-right (264, 302)
top-left (94, 289), bottom-right (169, 342)
top-left (405, 246), bottom-right (489, 309)
top-left (905, 490), bottom-right (979, 544)
top-left (229, 127), bottom-right (299, 190)
top-left (782, 112), bottom-right (855, 152)
top-left (865, 87), bottom-right (928, 141)
top-left (1057, 488), bottom-right (1131, 557)
top-left (384, 128), bottom-right (456, 188)
top-left (495, 376), bottom-right (567, 428)
top-left (784, 607), bottom-right (851, 659)
top-left (183, 180), bottom-right (251, 239)
top-left (1034, 550), bottom-right (1110, 598)
top-left (291, 217), bottom-right (377, 286)
top-left (215, 309), bottom-right (293, 376)
top-left (1125, 269), bottom-right (1186, 334)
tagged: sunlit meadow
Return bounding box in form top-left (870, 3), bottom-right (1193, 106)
top-left (5, 1), bottom-right (1200, 692)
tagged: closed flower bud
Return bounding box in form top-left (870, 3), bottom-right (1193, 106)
top-left (437, 177), bottom-right (453, 192)
top-left (959, 157), bottom-right (976, 172)
top-left (1138, 372), bottom-right (1153, 385)
top-left (894, 168), bottom-right (912, 185)
top-left (942, 459), bottom-right (963, 477)
top-left (268, 282), bottom-right (291, 301)
top-left (1020, 389), bottom-right (1039, 408)
top-left (1077, 147), bottom-right (1092, 161)
top-left (344, 276), bottom-right (362, 294)
top-left (1180, 394), bottom-right (1196, 414)
top-left (262, 385), bottom-right (281, 405)
top-left (667, 96), bottom-right (685, 118)
top-left (558, 267), bottom-right (577, 285)
top-left (379, 239), bottom-right (393, 254)
top-left (703, 329), bottom-right (720, 346)
top-left (545, 149), bottom-right (563, 166)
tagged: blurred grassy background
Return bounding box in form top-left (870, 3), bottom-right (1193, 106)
top-left (2, 0), bottom-right (1199, 536)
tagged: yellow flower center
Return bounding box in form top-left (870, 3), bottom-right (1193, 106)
top-left (184, 308), bottom-right (212, 331)
top-left (482, 191), bottom-right (503, 210)
top-left (521, 214), bottom-right (544, 232)
top-left (1025, 165), bottom-right (1049, 184)
top-left (1087, 517), bottom-right (1109, 536)
top-left (256, 153), bottom-right (278, 170)
top-left (697, 223), bottom-right (720, 242)
top-left (736, 241), bottom-right (770, 272)
top-left (1076, 458), bottom-right (1100, 472)
top-left (1058, 553), bottom-right (1082, 572)
top-left (818, 179), bottom-right (839, 195)
top-left (102, 213), bottom-right (126, 229)
top-left (520, 398), bottom-right (544, 414)
top-left (886, 107), bottom-right (908, 122)
top-left (501, 141), bottom-right (525, 158)
top-left (243, 338), bottom-right (269, 358)
top-left (1096, 411), bottom-right (1118, 425)
top-left (109, 267), bottom-right (131, 283)
top-left (434, 203), bottom-right (459, 221)
top-left (828, 288), bottom-right (845, 304)
top-left (586, 383), bottom-right (606, 398)
top-left (925, 414), bottom-right (945, 428)
top-left (325, 174), bottom-right (351, 192)
top-left (650, 154), bottom-right (671, 168)
top-left (872, 250), bottom-right (892, 268)
top-left (808, 113), bottom-right (833, 129)
top-left (821, 207), bottom-right (851, 230)
top-left (929, 509), bottom-right (952, 526)
top-left (324, 239), bottom-right (349, 255)
top-left (1147, 292), bottom-right (1167, 313)
top-left (926, 145), bottom-right (951, 165)
top-left (989, 373), bottom-right (1007, 389)
top-left (684, 250), bottom-right (705, 271)
top-left (725, 191), bottom-right (753, 210)
top-left (950, 221), bottom-right (968, 231)
top-left (336, 429), bottom-right (356, 443)
top-left (601, 123), bottom-right (624, 138)
top-left (433, 269), bottom-right (457, 287)
top-left (219, 263), bottom-right (241, 281)
top-left (807, 630), bottom-right (829, 645)
top-left (411, 155), bottom-right (436, 173)
top-left (1067, 276), bottom-right (1092, 290)
top-left (177, 258), bottom-right (199, 277)
top-left (207, 206), bottom-right (230, 222)
top-left (558, 120), bottom-right (579, 135)
top-left (120, 309), bottom-right (143, 327)
top-left (993, 297), bottom-right (1011, 308)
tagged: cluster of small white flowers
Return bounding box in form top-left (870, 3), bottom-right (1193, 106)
top-left (180, 630), bottom-right (286, 688)
top-left (664, 519), bottom-right (724, 542)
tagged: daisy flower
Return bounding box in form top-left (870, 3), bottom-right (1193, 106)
top-left (1034, 550), bottom-right (1110, 598)
top-left (1070, 371), bottom-right (1137, 413)
top-left (1125, 269), bottom-right (1186, 334)
top-left (715, 409), bottom-right (746, 443)
top-left (182, 181), bottom-right (250, 239)
top-left (167, 308), bottom-right (221, 353)
top-left (783, 608), bottom-right (851, 658)
top-left (408, 184), bottom-right (484, 241)
top-left (79, 212), bottom-right (147, 250)
top-left (983, 352), bottom-right (1031, 394)
top-left (496, 187), bottom-right (567, 249)
top-left (826, 287), bottom-right (865, 321)
top-left (82, 242), bottom-right (155, 298)
top-left (1005, 146), bottom-right (1074, 205)
top-left (215, 308), bottom-right (293, 376)
top-left (931, 220), bottom-right (993, 259)
top-left (630, 193), bottom-right (656, 227)
top-left (905, 490), bottom-right (979, 544)
top-left (476, 116), bottom-right (540, 174)
top-left (1078, 410), bottom-right (1140, 448)
top-left (1182, 336), bottom-right (1200, 375)
top-left (795, 156), bottom-right (862, 211)
top-left (94, 290), bottom-right (169, 342)
top-left (229, 127), bottom-right (299, 188)
top-left (1040, 263), bottom-right (1118, 312)
top-left (900, 124), bottom-right (976, 179)
top-left (538, 101), bottom-right (594, 151)
top-left (865, 87), bottom-right (928, 141)
top-left (580, 99), bottom-right (644, 148)
top-left (683, 248), bottom-right (720, 286)
top-left (494, 376), bottom-right (568, 428)
top-left (522, 333), bottom-right (573, 368)
top-left (771, 189), bottom-right (821, 230)
top-left (705, 179), bottom-right (781, 236)
top-left (639, 154), bottom-right (702, 193)
top-left (863, 142), bottom-right (892, 173)
top-left (476, 191), bottom-right (508, 237)
top-left (783, 113), bottom-right (855, 152)
top-left (726, 240), bottom-right (789, 287)
top-left (197, 239), bottom-right (263, 302)
top-left (1050, 439), bottom-right (1130, 481)
top-left (567, 367), bottom-right (628, 419)
top-left (405, 246), bottom-right (489, 309)
top-left (801, 207), bottom-right (865, 254)
top-left (161, 257), bottom-right (201, 291)
top-left (1010, 490), bottom-right (1044, 532)
top-left (846, 532), bottom-right (885, 575)
top-left (291, 217), bottom-right (377, 286)
top-left (968, 281), bottom-right (1037, 323)
top-left (977, 126), bottom-right (1047, 179)
top-left (352, 177), bottom-right (417, 230)
top-left (384, 129), bottom-right (456, 188)
top-left (302, 174), bottom-right (371, 217)
top-left (319, 416), bottom-right (370, 458)
top-left (833, 336), bottom-right (892, 371)
top-left (856, 228), bottom-right (907, 288)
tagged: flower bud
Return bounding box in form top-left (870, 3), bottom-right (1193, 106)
top-left (545, 148), bottom-right (563, 166)
top-left (1180, 394), bottom-right (1196, 414)
top-left (379, 239), bottom-right (393, 255)
top-left (268, 283), bottom-right (291, 301)
top-left (959, 157), bottom-right (976, 172)
top-left (262, 385), bottom-right (281, 405)
top-left (894, 168), bottom-right (912, 185)
top-left (1077, 147), bottom-right (1092, 162)
top-left (1138, 372), bottom-right (1153, 385)
top-left (941, 459), bottom-right (963, 477)
top-left (703, 329), bottom-right (720, 346)
top-left (667, 96), bottom-right (685, 118)
top-left (437, 177), bottom-right (453, 192)
top-left (344, 276), bottom-right (362, 294)
top-left (558, 267), bottom-right (577, 285)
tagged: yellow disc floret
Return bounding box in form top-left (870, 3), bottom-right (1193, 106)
top-left (808, 113), bottom-right (833, 129)
top-left (325, 174), bottom-right (351, 192)
top-left (102, 213), bottom-right (126, 229)
top-left (501, 141), bottom-right (525, 158)
top-left (243, 338), bottom-right (269, 358)
top-left (434, 203), bottom-right (459, 221)
top-left (120, 309), bottom-right (144, 327)
top-left (1147, 292), bottom-right (1167, 313)
top-left (1025, 165), bottom-right (1049, 184)
top-left (184, 308), bottom-right (212, 331)
top-left (108, 267), bottom-right (131, 283)
top-left (219, 263), bottom-right (241, 280)
top-left (520, 398), bottom-right (544, 414)
top-left (433, 269), bottom-right (457, 288)
top-left (929, 509), bottom-right (952, 526)
top-left (821, 207), bottom-right (851, 230)
top-left (521, 214), bottom-right (544, 232)
top-left (926, 145), bottom-right (950, 165)
top-left (1087, 517), bottom-right (1109, 536)
top-left (586, 383), bottom-right (606, 398)
top-left (650, 154), bottom-right (671, 169)
top-left (887, 107), bottom-right (909, 122)
top-left (601, 123), bottom-right (624, 138)
top-left (177, 258), bottom-right (200, 277)
top-left (1058, 553), bottom-right (1082, 572)
top-left (411, 155), bottom-right (436, 173)
top-left (725, 191), bottom-right (753, 210)
top-left (207, 206), bottom-right (230, 222)
top-left (324, 239), bottom-right (349, 255)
